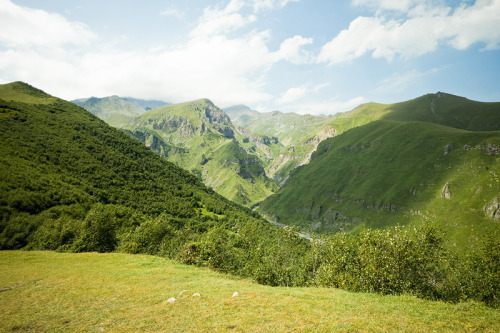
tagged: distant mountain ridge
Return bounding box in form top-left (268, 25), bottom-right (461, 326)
top-left (73, 97), bottom-right (342, 206)
top-left (225, 105), bottom-right (338, 184)
top-left (72, 95), bottom-right (169, 127)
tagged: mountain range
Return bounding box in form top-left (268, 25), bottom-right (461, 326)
top-left (70, 90), bottom-right (500, 250)
top-left (1, 81), bottom-right (499, 305)
top-left (73, 96), bottom-right (337, 206)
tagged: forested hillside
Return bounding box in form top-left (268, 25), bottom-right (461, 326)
top-left (0, 82), bottom-right (308, 283)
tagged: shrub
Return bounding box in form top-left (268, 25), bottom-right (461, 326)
top-left (314, 225), bottom-right (446, 298)
top-left (71, 204), bottom-right (118, 252)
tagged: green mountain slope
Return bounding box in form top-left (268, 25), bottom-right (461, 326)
top-left (72, 95), bottom-right (169, 127)
top-left (328, 92), bottom-right (500, 135)
top-left (225, 105), bottom-right (338, 184)
top-left (123, 99), bottom-right (278, 207)
top-left (383, 92), bottom-right (500, 131)
top-left (259, 94), bottom-right (500, 250)
top-left (0, 82), bottom-right (279, 255)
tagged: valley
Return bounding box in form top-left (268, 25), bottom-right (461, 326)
top-left (73, 89), bottom-right (500, 253)
top-left (2, 0), bottom-right (500, 330)
top-left (0, 81), bottom-right (499, 315)
top-left (73, 96), bottom-right (338, 206)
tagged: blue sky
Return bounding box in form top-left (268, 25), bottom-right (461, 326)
top-left (1, 0), bottom-right (499, 114)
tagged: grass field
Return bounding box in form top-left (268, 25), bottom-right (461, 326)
top-left (1, 251), bottom-right (499, 332)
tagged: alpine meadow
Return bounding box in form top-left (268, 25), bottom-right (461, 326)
top-left (1, 0), bottom-right (500, 331)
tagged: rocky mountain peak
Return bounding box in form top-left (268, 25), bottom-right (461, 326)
top-left (203, 103), bottom-right (232, 126)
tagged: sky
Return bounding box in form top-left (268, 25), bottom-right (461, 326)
top-left (0, 0), bottom-right (499, 115)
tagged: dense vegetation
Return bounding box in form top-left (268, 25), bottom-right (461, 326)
top-left (0, 81), bottom-right (296, 275)
top-left (0, 82), bottom-right (498, 308)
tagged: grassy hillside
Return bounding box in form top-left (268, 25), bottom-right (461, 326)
top-left (124, 99), bottom-right (278, 206)
top-left (384, 92), bottom-right (500, 131)
top-left (0, 82), bottom-right (221, 221)
top-left (225, 105), bottom-right (338, 183)
top-left (259, 94), bottom-right (500, 250)
top-left (2, 251), bottom-right (499, 333)
top-left (328, 92), bottom-right (500, 134)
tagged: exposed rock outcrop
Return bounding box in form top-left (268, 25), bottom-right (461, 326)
top-left (203, 101), bottom-right (232, 126)
top-left (305, 126), bottom-right (336, 145)
top-left (440, 182), bottom-right (452, 199)
top-left (484, 196), bottom-right (500, 220)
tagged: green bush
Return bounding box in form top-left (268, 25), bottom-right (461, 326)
top-left (446, 234), bottom-right (500, 307)
top-left (250, 227), bottom-right (312, 287)
top-left (314, 226), bottom-right (446, 298)
top-left (71, 204), bottom-right (119, 252)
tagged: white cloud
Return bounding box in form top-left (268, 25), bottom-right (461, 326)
top-left (190, 0), bottom-right (302, 39)
top-left (273, 35), bottom-right (313, 64)
top-left (277, 86), bottom-right (308, 104)
top-left (447, 0), bottom-right (500, 50)
top-left (318, 15), bottom-right (445, 64)
top-left (252, 0), bottom-right (300, 12)
top-left (319, 0), bottom-right (500, 65)
top-left (277, 83), bottom-right (332, 105)
top-left (160, 8), bottom-right (184, 20)
top-left (0, 0), bottom-right (312, 108)
top-left (190, 0), bottom-right (256, 39)
top-left (0, 0), bottom-right (96, 48)
top-left (0, 32), bottom-right (276, 105)
top-left (295, 96), bottom-right (366, 115)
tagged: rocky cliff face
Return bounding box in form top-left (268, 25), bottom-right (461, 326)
top-left (147, 117), bottom-right (196, 138)
top-left (266, 125), bottom-right (337, 183)
top-left (201, 101), bottom-right (235, 138)
top-left (203, 101), bottom-right (232, 125)
top-left (305, 126), bottom-right (337, 145)
top-left (303, 126), bottom-right (337, 163)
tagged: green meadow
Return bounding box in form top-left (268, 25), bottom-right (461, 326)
top-left (1, 251), bottom-right (499, 333)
